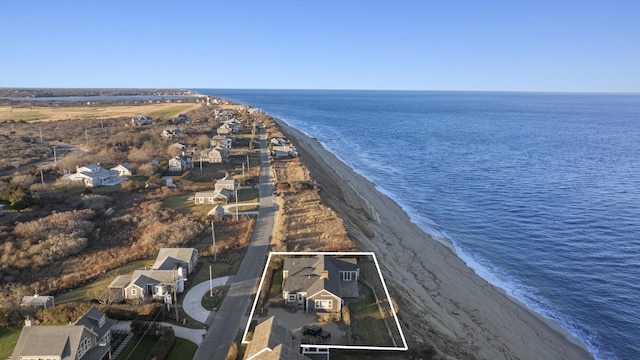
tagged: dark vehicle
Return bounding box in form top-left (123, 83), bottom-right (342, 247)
top-left (302, 325), bottom-right (330, 341)
top-left (302, 325), bottom-right (322, 336)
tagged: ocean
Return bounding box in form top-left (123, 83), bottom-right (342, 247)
top-left (196, 89), bottom-right (640, 360)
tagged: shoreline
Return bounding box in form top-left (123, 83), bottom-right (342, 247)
top-left (271, 116), bottom-right (593, 359)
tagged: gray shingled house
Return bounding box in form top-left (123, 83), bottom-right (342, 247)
top-left (282, 255), bottom-right (359, 319)
top-left (243, 316), bottom-right (310, 360)
top-left (11, 307), bottom-right (116, 360)
top-left (108, 248), bottom-right (198, 303)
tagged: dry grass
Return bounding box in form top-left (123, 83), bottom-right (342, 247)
top-left (0, 103), bottom-right (201, 122)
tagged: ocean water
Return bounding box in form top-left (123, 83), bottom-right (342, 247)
top-left (197, 89), bottom-right (640, 360)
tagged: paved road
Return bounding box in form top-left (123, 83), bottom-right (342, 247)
top-left (194, 125), bottom-right (276, 360)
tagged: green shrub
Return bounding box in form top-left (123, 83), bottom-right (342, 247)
top-left (147, 326), bottom-right (176, 360)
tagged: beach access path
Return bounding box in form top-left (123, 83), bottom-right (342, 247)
top-left (193, 125), bottom-right (276, 360)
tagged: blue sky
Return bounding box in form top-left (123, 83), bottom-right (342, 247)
top-left (2, 1), bottom-right (639, 92)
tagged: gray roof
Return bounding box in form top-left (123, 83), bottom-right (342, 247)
top-left (283, 255), bottom-right (358, 298)
top-left (130, 270), bottom-right (176, 288)
top-left (12, 325), bottom-right (85, 360)
top-left (153, 248), bottom-right (197, 270)
top-left (244, 317), bottom-right (308, 360)
top-left (74, 307), bottom-right (116, 342)
top-left (108, 275), bottom-right (132, 289)
top-left (20, 294), bottom-right (54, 308)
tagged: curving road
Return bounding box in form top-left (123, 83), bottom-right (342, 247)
top-left (193, 125), bottom-right (277, 360)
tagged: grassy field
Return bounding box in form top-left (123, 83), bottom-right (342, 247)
top-left (56, 259), bottom-right (155, 304)
top-left (162, 188), bottom-right (259, 215)
top-left (348, 284), bottom-right (394, 346)
top-left (167, 338), bottom-right (198, 360)
top-left (0, 327), bottom-right (21, 359)
top-left (115, 337), bottom-right (156, 360)
top-left (0, 103), bottom-right (201, 122)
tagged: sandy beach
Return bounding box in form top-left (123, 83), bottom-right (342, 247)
top-left (273, 118), bottom-right (593, 360)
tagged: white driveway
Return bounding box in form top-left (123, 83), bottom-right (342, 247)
top-left (183, 277), bottom-right (231, 324)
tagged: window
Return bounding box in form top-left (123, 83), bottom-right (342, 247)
top-left (131, 288), bottom-right (137, 296)
top-left (315, 299), bottom-right (332, 309)
top-left (342, 271), bottom-right (352, 281)
top-left (78, 336), bottom-right (92, 358)
top-left (287, 294), bottom-right (297, 302)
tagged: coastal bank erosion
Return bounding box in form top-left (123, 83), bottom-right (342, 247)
top-left (271, 117), bottom-right (592, 360)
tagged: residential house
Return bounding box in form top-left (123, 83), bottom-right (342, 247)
top-left (169, 142), bottom-right (187, 151)
top-left (132, 114), bottom-right (153, 125)
top-left (63, 164), bottom-right (122, 188)
top-left (244, 316), bottom-right (310, 360)
top-left (108, 248), bottom-right (198, 303)
top-left (215, 175), bottom-right (236, 196)
top-left (110, 162), bottom-right (132, 177)
top-left (217, 123), bottom-right (234, 135)
top-left (153, 248), bottom-right (198, 275)
top-left (20, 294), bottom-right (55, 310)
top-left (208, 204), bottom-right (226, 219)
top-left (282, 255), bottom-right (359, 318)
top-left (171, 114), bottom-right (189, 124)
top-left (168, 153), bottom-right (194, 172)
top-left (194, 189), bottom-right (233, 204)
top-left (210, 135), bottom-right (234, 148)
top-left (200, 146), bottom-right (230, 163)
top-left (272, 145), bottom-right (298, 158)
top-left (11, 307), bottom-right (116, 360)
top-left (161, 128), bottom-right (181, 140)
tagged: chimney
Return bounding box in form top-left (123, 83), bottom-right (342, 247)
top-left (320, 270), bottom-right (329, 279)
top-left (24, 316), bottom-right (33, 327)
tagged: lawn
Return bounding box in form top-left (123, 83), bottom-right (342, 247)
top-left (0, 327), bottom-right (21, 359)
top-left (348, 284), bottom-right (394, 346)
top-left (162, 188), bottom-right (259, 216)
top-left (162, 193), bottom-right (213, 215)
top-left (115, 337), bottom-right (156, 360)
top-left (56, 259), bottom-right (155, 304)
top-left (0, 103), bottom-right (201, 122)
top-left (167, 338), bottom-right (198, 360)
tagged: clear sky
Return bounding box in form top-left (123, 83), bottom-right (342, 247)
top-left (2, 0), bottom-right (639, 92)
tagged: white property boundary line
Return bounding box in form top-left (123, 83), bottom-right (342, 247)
top-left (242, 251), bottom-right (409, 352)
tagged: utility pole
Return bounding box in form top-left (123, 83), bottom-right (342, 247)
top-left (40, 169), bottom-right (44, 184)
top-left (211, 220), bottom-right (216, 262)
top-left (173, 268), bottom-right (179, 321)
top-left (85, 129), bottom-right (88, 148)
top-left (209, 265), bottom-right (213, 297)
top-left (235, 186), bottom-right (239, 221)
top-left (52, 146), bottom-right (57, 164)
top-left (39, 127), bottom-right (43, 142)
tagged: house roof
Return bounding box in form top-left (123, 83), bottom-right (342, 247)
top-left (110, 162), bottom-right (131, 171)
top-left (153, 248), bottom-right (197, 270)
top-left (283, 256), bottom-right (358, 299)
top-left (216, 176), bottom-right (236, 187)
top-left (195, 191), bottom-right (218, 198)
top-left (12, 325), bottom-right (85, 360)
top-left (74, 307), bottom-right (116, 343)
top-left (244, 317), bottom-right (308, 360)
top-left (73, 165), bottom-right (119, 180)
top-left (108, 275), bottom-right (132, 289)
top-left (130, 270), bottom-right (176, 288)
top-left (20, 294), bottom-right (54, 307)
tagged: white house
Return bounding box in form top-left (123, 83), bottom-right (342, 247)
top-left (110, 162), bottom-right (132, 177)
top-left (63, 164), bottom-right (122, 188)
